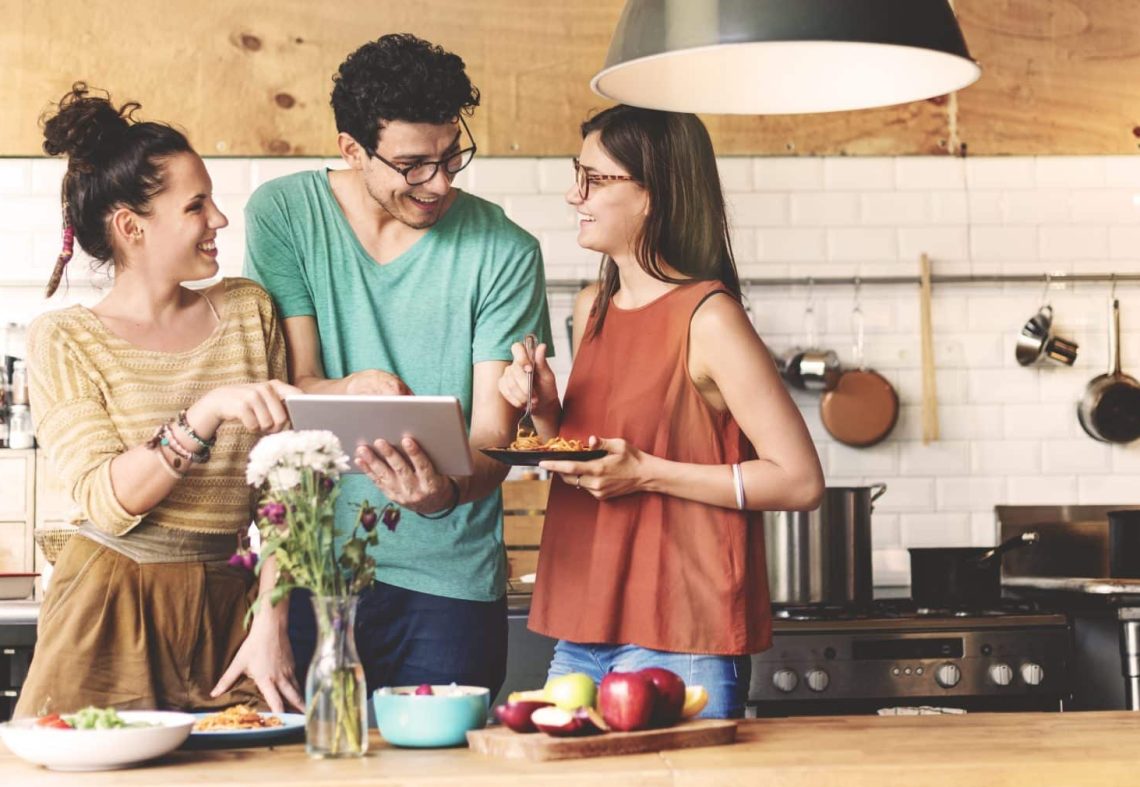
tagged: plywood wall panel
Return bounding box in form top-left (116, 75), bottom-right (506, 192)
top-left (706, 99), bottom-right (952, 157)
top-left (1, 0), bottom-right (1138, 156)
top-left (0, 0), bottom-right (625, 157)
top-left (955, 0), bottom-right (1140, 155)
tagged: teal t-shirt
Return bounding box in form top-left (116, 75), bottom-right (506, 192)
top-left (243, 170), bottom-right (553, 601)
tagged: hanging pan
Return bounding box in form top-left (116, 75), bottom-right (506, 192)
top-left (778, 290), bottom-right (840, 392)
top-left (821, 299), bottom-right (899, 448)
top-left (1077, 297), bottom-right (1140, 444)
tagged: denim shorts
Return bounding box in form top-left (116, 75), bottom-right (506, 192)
top-left (288, 581), bottom-right (508, 699)
top-left (547, 640), bottom-right (752, 719)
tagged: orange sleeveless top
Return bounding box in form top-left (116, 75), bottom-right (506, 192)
top-left (528, 280), bottom-right (773, 655)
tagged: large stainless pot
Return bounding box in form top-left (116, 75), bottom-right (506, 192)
top-left (763, 484), bottom-right (886, 606)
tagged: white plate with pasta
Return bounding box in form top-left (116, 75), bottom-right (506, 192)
top-left (188, 705), bottom-right (305, 746)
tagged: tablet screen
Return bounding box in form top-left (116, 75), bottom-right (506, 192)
top-left (285, 395), bottom-right (474, 476)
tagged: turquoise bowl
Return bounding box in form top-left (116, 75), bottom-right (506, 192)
top-left (373, 685), bottom-right (490, 748)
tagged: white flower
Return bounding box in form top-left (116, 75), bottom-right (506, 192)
top-left (267, 465), bottom-right (302, 492)
top-left (247, 430), bottom-right (351, 491)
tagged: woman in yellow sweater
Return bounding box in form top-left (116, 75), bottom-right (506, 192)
top-left (14, 84), bottom-right (302, 716)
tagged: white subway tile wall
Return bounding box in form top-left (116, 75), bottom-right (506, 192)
top-left (2, 154), bottom-right (1139, 584)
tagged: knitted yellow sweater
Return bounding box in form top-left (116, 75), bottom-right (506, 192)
top-left (26, 278), bottom-right (286, 535)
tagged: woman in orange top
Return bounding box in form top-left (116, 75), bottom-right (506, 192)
top-left (498, 106), bottom-right (824, 718)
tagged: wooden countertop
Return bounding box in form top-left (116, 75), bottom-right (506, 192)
top-left (4, 711), bottom-right (1140, 785)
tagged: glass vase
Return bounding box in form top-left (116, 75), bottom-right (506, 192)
top-left (305, 594), bottom-right (368, 758)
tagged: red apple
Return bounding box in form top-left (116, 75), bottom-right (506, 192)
top-left (598, 671), bottom-right (657, 732)
top-left (493, 700), bottom-right (554, 733)
top-left (638, 667), bottom-right (686, 727)
top-left (531, 705), bottom-right (608, 737)
top-left (414, 684), bottom-right (434, 696)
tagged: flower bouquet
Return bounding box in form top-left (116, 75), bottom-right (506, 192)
top-left (245, 430), bottom-right (396, 758)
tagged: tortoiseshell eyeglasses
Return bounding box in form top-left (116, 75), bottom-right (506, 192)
top-left (572, 157), bottom-right (636, 200)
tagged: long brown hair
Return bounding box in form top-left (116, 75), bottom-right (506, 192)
top-left (581, 105), bottom-right (740, 338)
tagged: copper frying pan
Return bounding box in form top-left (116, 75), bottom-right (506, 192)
top-left (820, 304), bottom-right (899, 447)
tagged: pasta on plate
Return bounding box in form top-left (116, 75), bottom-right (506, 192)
top-left (193, 705), bottom-right (284, 731)
top-left (508, 435), bottom-right (586, 451)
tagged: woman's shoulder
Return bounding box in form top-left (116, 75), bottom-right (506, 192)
top-left (25, 306), bottom-right (104, 375)
top-left (216, 277), bottom-right (275, 315)
top-left (572, 284), bottom-right (600, 334)
top-left (27, 305), bottom-right (94, 346)
top-left (689, 286), bottom-right (749, 339)
top-left (574, 283), bottom-right (600, 310)
top-left (687, 286), bottom-right (767, 387)
top-left (218, 276), bottom-right (269, 299)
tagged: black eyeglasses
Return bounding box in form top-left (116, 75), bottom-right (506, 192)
top-left (369, 116), bottom-right (477, 185)
top-left (572, 157), bottom-right (636, 200)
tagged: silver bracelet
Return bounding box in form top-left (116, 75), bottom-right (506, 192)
top-left (732, 463), bottom-right (746, 510)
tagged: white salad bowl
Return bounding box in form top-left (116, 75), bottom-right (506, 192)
top-left (0, 710), bottom-right (196, 771)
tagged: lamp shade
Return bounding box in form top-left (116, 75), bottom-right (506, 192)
top-left (591, 0), bottom-right (982, 114)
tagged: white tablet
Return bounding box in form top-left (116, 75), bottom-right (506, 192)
top-left (285, 395), bottom-right (474, 476)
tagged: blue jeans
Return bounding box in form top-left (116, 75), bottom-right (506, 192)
top-left (547, 640), bottom-right (751, 719)
top-left (288, 582), bottom-right (508, 699)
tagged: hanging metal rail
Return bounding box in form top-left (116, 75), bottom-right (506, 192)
top-left (543, 272), bottom-right (1140, 293)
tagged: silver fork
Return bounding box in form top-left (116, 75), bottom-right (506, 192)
top-left (515, 333), bottom-right (538, 443)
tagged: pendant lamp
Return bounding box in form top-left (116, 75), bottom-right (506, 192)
top-left (591, 0), bottom-right (982, 114)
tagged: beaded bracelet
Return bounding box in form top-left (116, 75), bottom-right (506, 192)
top-left (165, 421), bottom-right (209, 464)
top-left (146, 424), bottom-right (188, 475)
top-left (160, 423), bottom-right (198, 463)
top-left (420, 477), bottom-right (461, 520)
top-left (147, 421), bottom-right (207, 466)
top-left (150, 442), bottom-right (185, 480)
top-left (176, 409), bottom-right (215, 459)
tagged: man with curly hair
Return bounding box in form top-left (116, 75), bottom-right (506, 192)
top-left (242, 34), bottom-right (553, 708)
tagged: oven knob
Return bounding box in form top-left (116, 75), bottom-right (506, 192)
top-left (989, 663), bottom-right (1014, 687)
top-left (805, 669), bottom-right (830, 692)
top-left (935, 663), bottom-right (961, 689)
top-left (772, 669), bottom-right (799, 693)
top-left (1020, 662), bottom-right (1045, 686)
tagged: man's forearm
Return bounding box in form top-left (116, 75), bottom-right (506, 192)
top-left (454, 452), bottom-right (510, 506)
top-left (455, 416), bottom-right (513, 504)
top-left (293, 374), bottom-right (350, 394)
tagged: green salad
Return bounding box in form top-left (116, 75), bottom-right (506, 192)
top-left (36, 706), bottom-right (156, 730)
top-left (67, 707), bottom-right (134, 729)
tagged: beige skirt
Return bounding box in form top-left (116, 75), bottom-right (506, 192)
top-left (14, 534), bottom-right (261, 718)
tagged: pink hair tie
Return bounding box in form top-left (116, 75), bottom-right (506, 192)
top-left (60, 224), bottom-right (74, 263)
top-left (46, 201), bottom-right (75, 297)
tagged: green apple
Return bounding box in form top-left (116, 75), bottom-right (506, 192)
top-left (544, 672), bottom-right (597, 711)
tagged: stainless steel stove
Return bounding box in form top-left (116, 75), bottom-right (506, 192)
top-left (749, 599), bottom-right (1072, 716)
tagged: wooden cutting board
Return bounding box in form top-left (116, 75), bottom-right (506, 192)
top-left (465, 719), bottom-right (737, 761)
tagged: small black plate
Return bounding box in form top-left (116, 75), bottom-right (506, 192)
top-left (480, 448), bottom-right (607, 466)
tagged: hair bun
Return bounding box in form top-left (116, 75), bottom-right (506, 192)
top-left (41, 82), bottom-right (139, 167)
